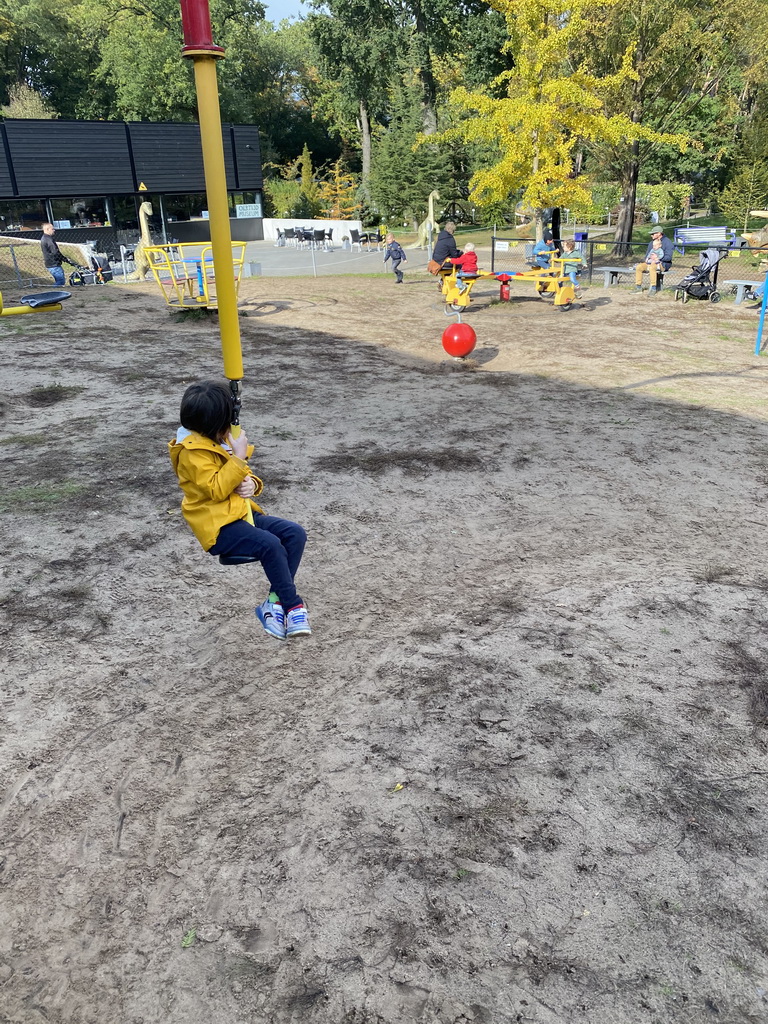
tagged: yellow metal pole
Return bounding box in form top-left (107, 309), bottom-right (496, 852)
top-left (189, 54), bottom-right (243, 382)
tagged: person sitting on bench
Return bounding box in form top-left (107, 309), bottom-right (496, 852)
top-left (635, 228), bottom-right (673, 294)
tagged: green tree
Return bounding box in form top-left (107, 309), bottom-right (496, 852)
top-left (0, 81), bottom-right (55, 117)
top-left (433, 0), bottom-right (688, 239)
top-left (369, 80), bottom-right (452, 225)
top-left (720, 160), bottom-right (768, 232)
top-left (582, 0), bottom-right (768, 245)
top-left (306, 0), bottom-right (396, 203)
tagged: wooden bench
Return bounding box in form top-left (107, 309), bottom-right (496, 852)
top-left (674, 226), bottom-right (736, 250)
top-left (722, 279), bottom-right (760, 304)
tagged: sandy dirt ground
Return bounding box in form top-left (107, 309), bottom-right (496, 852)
top-left (2, 271), bottom-right (768, 1024)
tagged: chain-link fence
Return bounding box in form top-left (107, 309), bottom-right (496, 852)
top-left (0, 237), bottom-right (88, 299)
top-left (491, 237), bottom-right (768, 295)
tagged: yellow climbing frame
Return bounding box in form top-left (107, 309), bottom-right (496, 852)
top-left (144, 241), bottom-right (246, 309)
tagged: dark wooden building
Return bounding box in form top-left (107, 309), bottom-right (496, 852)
top-left (0, 117), bottom-right (264, 254)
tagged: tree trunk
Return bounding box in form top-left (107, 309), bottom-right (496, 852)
top-left (551, 207), bottom-right (561, 245)
top-left (534, 209), bottom-right (546, 241)
top-left (613, 141), bottom-right (640, 256)
top-left (359, 98), bottom-right (371, 204)
top-left (413, 8), bottom-right (438, 134)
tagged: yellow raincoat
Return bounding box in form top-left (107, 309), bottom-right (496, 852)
top-left (168, 430), bottom-right (264, 551)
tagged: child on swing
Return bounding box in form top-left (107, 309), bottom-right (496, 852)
top-left (168, 380), bottom-right (311, 641)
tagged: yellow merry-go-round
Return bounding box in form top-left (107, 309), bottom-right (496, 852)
top-left (144, 241), bottom-right (246, 310)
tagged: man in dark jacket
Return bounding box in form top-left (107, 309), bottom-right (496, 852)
top-left (40, 223), bottom-right (76, 286)
top-left (635, 227), bottom-right (673, 294)
top-left (432, 221), bottom-right (462, 266)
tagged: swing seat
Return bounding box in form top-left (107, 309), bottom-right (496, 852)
top-left (217, 554), bottom-right (259, 565)
top-left (20, 290), bottom-right (72, 308)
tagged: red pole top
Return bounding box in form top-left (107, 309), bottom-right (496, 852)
top-left (179, 0), bottom-right (225, 57)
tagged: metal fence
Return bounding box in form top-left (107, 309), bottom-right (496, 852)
top-left (490, 238), bottom-right (768, 293)
top-left (0, 239), bottom-right (88, 298)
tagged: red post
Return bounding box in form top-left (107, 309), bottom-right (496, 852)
top-left (179, 0), bottom-right (224, 56)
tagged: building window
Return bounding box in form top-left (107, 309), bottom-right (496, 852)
top-left (164, 194), bottom-right (209, 223)
top-left (229, 191), bottom-right (262, 218)
top-left (112, 196), bottom-right (139, 231)
top-left (0, 200), bottom-right (47, 231)
top-left (50, 197), bottom-right (108, 228)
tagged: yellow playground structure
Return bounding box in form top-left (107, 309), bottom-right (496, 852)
top-left (514, 256), bottom-right (578, 310)
top-left (437, 264), bottom-right (495, 312)
top-left (438, 254), bottom-right (577, 314)
top-left (0, 288), bottom-right (70, 316)
top-left (144, 241), bottom-right (246, 310)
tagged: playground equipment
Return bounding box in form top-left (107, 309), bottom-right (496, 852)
top-left (144, 241), bottom-right (245, 309)
top-left (442, 322), bottom-right (477, 358)
top-left (438, 264), bottom-right (495, 314)
top-left (179, 0), bottom-right (244, 413)
top-left (436, 254), bottom-right (577, 316)
top-left (496, 273), bottom-right (512, 302)
top-left (504, 256), bottom-right (577, 310)
top-left (0, 289), bottom-right (71, 316)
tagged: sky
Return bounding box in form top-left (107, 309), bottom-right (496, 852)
top-left (264, 0), bottom-right (306, 22)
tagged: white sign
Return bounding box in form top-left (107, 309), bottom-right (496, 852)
top-left (495, 241), bottom-right (510, 252)
top-left (236, 203), bottom-right (261, 219)
top-left (54, 220), bottom-right (72, 229)
top-left (201, 211), bottom-right (209, 220)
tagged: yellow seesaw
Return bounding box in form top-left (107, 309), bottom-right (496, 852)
top-left (437, 264), bottom-right (497, 312)
top-left (0, 289), bottom-right (71, 316)
top-left (437, 255), bottom-right (577, 313)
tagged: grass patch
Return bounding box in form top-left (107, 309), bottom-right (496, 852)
top-left (169, 307), bottom-right (217, 323)
top-left (0, 433), bottom-right (46, 447)
top-left (0, 481), bottom-right (87, 512)
top-left (26, 384), bottom-right (85, 407)
top-left (693, 562), bottom-right (739, 584)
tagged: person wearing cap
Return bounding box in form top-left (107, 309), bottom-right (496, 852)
top-left (532, 229), bottom-right (559, 270)
top-left (635, 227), bottom-right (673, 294)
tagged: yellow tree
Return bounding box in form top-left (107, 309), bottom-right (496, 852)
top-left (433, 0), bottom-right (690, 238)
top-left (317, 160), bottom-right (360, 219)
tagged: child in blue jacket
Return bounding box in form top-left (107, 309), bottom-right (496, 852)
top-left (383, 233), bottom-right (407, 283)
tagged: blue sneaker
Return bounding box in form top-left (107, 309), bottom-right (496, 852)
top-left (256, 598), bottom-right (286, 640)
top-left (285, 604), bottom-right (311, 638)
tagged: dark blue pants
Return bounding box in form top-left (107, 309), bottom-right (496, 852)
top-left (210, 515), bottom-right (307, 611)
top-left (390, 259), bottom-right (403, 282)
top-left (49, 265), bottom-right (66, 286)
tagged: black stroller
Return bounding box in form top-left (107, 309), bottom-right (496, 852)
top-left (674, 247), bottom-right (726, 304)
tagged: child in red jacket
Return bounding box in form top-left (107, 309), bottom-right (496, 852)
top-left (450, 242), bottom-right (478, 292)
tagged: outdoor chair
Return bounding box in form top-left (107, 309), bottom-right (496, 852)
top-left (313, 228), bottom-right (326, 249)
top-left (284, 228), bottom-right (297, 247)
top-left (350, 228), bottom-right (368, 252)
top-left (324, 229), bottom-right (334, 250)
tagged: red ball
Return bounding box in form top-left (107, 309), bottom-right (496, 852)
top-left (441, 322), bottom-right (477, 358)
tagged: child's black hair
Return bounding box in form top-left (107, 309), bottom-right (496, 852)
top-left (180, 380), bottom-right (233, 443)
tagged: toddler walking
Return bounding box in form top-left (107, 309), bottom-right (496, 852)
top-left (168, 380), bottom-right (311, 641)
top-left (383, 233), bottom-right (407, 283)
